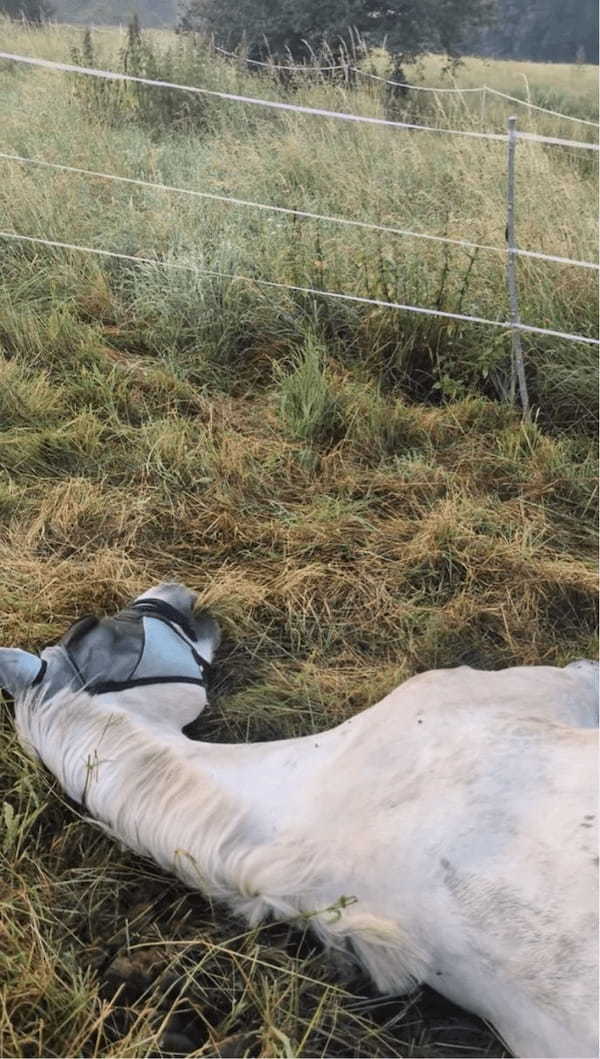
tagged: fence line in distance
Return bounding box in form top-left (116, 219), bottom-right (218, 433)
top-left (2, 51), bottom-right (598, 152)
top-left (354, 69), bottom-right (600, 128)
top-left (214, 45), bottom-right (347, 72)
top-left (213, 46), bottom-right (600, 128)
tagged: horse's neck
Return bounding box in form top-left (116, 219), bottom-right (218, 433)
top-left (28, 685), bottom-right (342, 907)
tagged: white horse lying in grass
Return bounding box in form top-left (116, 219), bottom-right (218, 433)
top-left (1, 582), bottom-right (597, 1058)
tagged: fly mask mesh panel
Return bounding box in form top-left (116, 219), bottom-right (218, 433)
top-left (36, 599), bottom-right (211, 701)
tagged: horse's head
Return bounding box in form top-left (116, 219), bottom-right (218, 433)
top-left (0, 582), bottom-right (221, 733)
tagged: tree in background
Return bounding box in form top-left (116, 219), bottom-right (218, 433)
top-left (0, 0), bottom-right (53, 21)
top-left (466, 0), bottom-right (599, 64)
top-left (51, 1), bottom-right (177, 30)
top-left (178, 0), bottom-right (495, 63)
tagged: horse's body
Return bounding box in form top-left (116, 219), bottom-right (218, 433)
top-left (2, 584), bottom-right (598, 1058)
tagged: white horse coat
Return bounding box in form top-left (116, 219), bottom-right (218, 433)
top-left (2, 583), bottom-right (597, 1059)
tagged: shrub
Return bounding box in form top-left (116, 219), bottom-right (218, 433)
top-left (71, 17), bottom-right (216, 134)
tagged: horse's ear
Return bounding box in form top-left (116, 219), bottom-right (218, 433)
top-left (135, 582), bottom-right (198, 615)
top-left (0, 648), bottom-right (43, 698)
top-left (193, 613), bottom-right (221, 663)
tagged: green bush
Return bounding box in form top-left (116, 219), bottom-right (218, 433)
top-left (71, 17), bottom-right (217, 134)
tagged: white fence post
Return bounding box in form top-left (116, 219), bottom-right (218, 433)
top-left (480, 85), bottom-right (487, 127)
top-left (506, 115), bottom-right (530, 418)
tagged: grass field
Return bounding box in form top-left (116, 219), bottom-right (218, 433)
top-left (0, 17), bottom-right (598, 1058)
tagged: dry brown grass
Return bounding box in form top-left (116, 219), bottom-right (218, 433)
top-left (1, 353), bottom-right (596, 1056)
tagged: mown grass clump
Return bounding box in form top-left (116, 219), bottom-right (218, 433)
top-left (0, 17), bottom-right (597, 1059)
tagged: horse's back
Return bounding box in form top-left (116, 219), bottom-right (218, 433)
top-left (316, 674), bottom-right (598, 1057)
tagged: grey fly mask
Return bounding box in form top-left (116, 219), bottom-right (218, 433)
top-left (0, 583), bottom-right (220, 704)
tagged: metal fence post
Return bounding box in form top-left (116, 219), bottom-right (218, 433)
top-left (506, 115), bottom-right (530, 417)
top-left (480, 85), bottom-right (487, 127)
